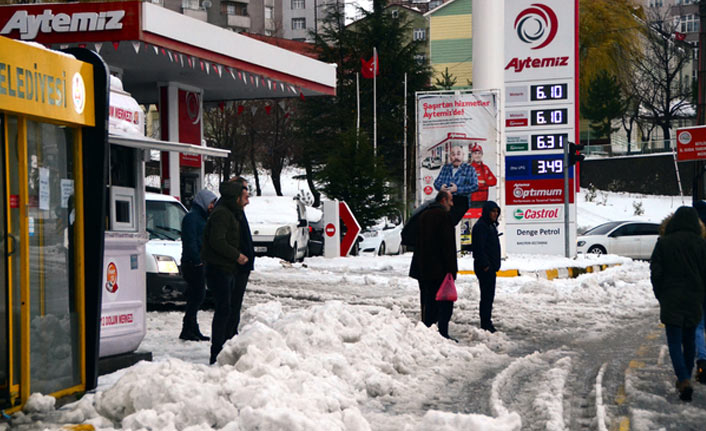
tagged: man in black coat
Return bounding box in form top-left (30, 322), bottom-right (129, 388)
top-left (409, 190), bottom-right (458, 340)
top-left (179, 188), bottom-right (218, 341)
top-left (472, 200), bottom-right (501, 333)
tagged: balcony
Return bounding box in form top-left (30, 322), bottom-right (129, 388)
top-left (227, 14), bottom-right (251, 28)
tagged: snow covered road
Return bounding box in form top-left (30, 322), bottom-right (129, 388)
top-left (8, 253), bottom-right (706, 431)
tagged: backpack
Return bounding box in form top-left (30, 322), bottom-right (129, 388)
top-left (401, 201), bottom-right (433, 248)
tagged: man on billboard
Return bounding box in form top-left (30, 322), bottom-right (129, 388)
top-left (469, 144), bottom-right (497, 208)
top-left (433, 143), bottom-right (478, 223)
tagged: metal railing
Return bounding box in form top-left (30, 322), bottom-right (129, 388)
top-left (583, 137), bottom-right (676, 158)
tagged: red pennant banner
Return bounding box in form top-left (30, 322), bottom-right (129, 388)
top-left (112, 41), bottom-right (120, 50)
top-left (237, 105), bottom-right (244, 115)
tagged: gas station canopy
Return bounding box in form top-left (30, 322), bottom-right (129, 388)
top-left (0, 1), bottom-right (337, 104)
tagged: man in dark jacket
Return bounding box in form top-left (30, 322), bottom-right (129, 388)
top-left (471, 200), bottom-right (501, 333)
top-left (650, 206), bottom-right (706, 401)
top-left (179, 188), bottom-right (218, 341)
top-left (202, 178), bottom-right (253, 364)
top-left (409, 190), bottom-right (458, 340)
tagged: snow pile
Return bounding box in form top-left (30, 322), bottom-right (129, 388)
top-left (55, 301), bottom-right (520, 430)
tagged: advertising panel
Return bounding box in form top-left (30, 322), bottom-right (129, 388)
top-left (676, 125), bottom-right (706, 162)
top-left (416, 90), bottom-right (500, 213)
top-left (503, 0), bottom-right (578, 256)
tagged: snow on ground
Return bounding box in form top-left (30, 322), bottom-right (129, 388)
top-left (7, 176), bottom-right (703, 431)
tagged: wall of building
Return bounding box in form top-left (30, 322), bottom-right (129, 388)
top-left (428, 0), bottom-right (472, 87)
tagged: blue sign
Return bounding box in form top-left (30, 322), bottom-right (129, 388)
top-left (506, 154), bottom-right (574, 180)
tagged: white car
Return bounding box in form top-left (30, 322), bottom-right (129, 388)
top-left (576, 220), bottom-right (660, 260)
top-left (247, 196), bottom-right (310, 262)
top-left (145, 192), bottom-right (189, 303)
top-left (422, 156), bottom-right (442, 169)
top-left (359, 216), bottom-right (403, 255)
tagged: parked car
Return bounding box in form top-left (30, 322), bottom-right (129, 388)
top-left (145, 192), bottom-right (189, 303)
top-left (422, 156), bottom-right (442, 169)
top-left (247, 196), bottom-right (310, 262)
top-left (576, 220), bottom-right (660, 260)
top-left (359, 214), bottom-right (403, 255)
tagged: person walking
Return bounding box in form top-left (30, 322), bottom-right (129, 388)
top-left (471, 201), bottom-right (501, 333)
top-left (650, 206), bottom-right (706, 402)
top-left (692, 200), bottom-right (706, 384)
top-left (201, 178), bottom-right (254, 364)
top-left (179, 188), bottom-right (218, 341)
top-left (408, 190), bottom-right (458, 341)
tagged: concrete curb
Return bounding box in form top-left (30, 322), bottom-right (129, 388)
top-left (457, 263), bottom-right (622, 280)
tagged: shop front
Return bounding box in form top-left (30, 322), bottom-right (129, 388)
top-left (0, 36), bottom-right (109, 412)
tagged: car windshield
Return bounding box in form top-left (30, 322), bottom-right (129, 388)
top-left (583, 221), bottom-right (623, 236)
top-left (146, 200), bottom-right (187, 240)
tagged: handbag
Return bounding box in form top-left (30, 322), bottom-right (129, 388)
top-left (435, 273), bottom-right (458, 302)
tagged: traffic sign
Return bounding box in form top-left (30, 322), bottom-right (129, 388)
top-left (325, 223), bottom-right (336, 237)
top-left (339, 201), bottom-right (361, 257)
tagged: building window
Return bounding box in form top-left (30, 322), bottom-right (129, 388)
top-left (391, 9), bottom-right (399, 18)
top-left (265, 6), bottom-right (274, 19)
top-left (292, 17), bottom-right (306, 30)
top-left (649, 0), bottom-right (663, 6)
top-left (676, 0), bottom-right (696, 5)
top-left (226, 3), bottom-right (248, 16)
top-left (429, 0), bottom-right (442, 10)
top-left (413, 28), bottom-right (426, 41)
top-left (414, 54), bottom-right (426, 65)
top-left (292, 0), bottom-right (305, 9)
top-left (679, 14), bottom-right (699, 33)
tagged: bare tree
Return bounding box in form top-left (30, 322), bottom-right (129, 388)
top-left (203, 103), bottom-right (248, 181)
top-left (631, 8), bottom-right (695, 149)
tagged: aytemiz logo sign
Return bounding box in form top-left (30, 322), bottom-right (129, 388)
top-left (504, 0), bottom-right (574, 82)
top-left (0, 1), bottom-right (140, 43)
top-left (514, 4), bottom-right (558, 50)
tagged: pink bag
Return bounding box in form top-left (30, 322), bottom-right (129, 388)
top-left (436, 273), bottom-right (458, 302)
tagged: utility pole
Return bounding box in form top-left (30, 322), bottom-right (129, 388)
top-left (695, 0), bottom-right (706, 203)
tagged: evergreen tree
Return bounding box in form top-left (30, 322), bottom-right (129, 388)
top-left (294, 0), bottom-right (432, 208)
top-left (317, 129), bottom-right (394, 230)
top-left (580, 70), bottom-right (625, 138)
top-left (434, 67), bottom-right (457, 90)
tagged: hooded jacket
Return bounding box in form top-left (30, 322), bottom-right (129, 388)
top-left (201, 181), bottom-right (246, 273)
top-left (650, 206), bottom-right (706, 327)
top-left (408, 202), bottom-right (457, 281)
top-left (181, 189), bottom-right (217, 265)
top-left (471, 201), bottom-right (501, 272)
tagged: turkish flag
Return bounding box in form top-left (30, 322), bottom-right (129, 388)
top-left (360, 55), bottom-right (380, 79)
top-left (675, 31), bottom-right (686, 41)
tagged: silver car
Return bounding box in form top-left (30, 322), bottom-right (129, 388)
top-left (576, 221), bottom-right (660, 260)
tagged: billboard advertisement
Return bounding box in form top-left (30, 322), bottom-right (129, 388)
top-left (416, 90), bottom-right (500, 215)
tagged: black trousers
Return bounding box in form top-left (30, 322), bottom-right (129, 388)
top-left (418, 278), bottom-right (454, 337)
top-left (181, 262), bottom-right (206, 331)
top-left (476, 269), bottom-right (496, 328)
top-left (206, 265), bottom-right (250, 362)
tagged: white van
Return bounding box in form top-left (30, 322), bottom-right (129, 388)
top-left (145, 192), bottom-right (189, 303)
top-left (247, 196), bottom-right (309, 262)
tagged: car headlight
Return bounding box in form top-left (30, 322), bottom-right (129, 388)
top-left (577, 240), bottom-right (586, 247)
top-left (275, 226), bottom-right (292, 237)
top-left (154, 255), bottom-right (179, 274)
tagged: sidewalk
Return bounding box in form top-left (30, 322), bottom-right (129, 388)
top-left (457, 253), bottom-right (632, 280)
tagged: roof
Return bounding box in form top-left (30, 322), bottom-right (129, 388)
top-left (424, 0), bottom-right (460, 17)
top-left (0, 1), bottom-right (337, 104)
top-left (241, 33), bottom-right (319, 59)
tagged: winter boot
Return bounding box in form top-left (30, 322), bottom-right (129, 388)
top-left (696, 360), bottom-right (706, 384)
top-left (677, 379), bottom-right (693, 402)
top-left (194, 326), bottom-right (210, 341)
